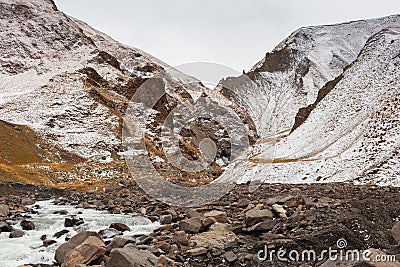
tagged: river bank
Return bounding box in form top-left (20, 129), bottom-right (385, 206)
top-left (0, 181), bottom-right (400, 266)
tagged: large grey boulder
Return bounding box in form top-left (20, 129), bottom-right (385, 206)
top-left (61, 236), bottom-right (106, 267)
top-left (0, 204), bottom-right (9, 217)
top-left (179, 217), bottom-right (203, 234)
top-left (55, 231), bottom-right (99, 264)
top-left (106, 245), bottom-right (158, 267)
top-left (391, 221), bottom-right (400, 244)
top-left (245, 208), bottom-right (274, 226)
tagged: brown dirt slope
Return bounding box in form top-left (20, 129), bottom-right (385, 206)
top-left (0, 120), bottom-right (83, 184)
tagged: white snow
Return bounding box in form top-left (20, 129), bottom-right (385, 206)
top-left (228, 15), bottom-right (400, 138)
top-left (225, 26), bottom-right (400, 187)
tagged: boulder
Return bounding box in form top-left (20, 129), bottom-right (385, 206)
top-left (202, 217), bottom-right (217, 228)
top-left (172, 231), bottom-right (189, 247)
top-left (391, 221), bottom-right (400, 244)
top-left (98, 228), bottom-right (121, 240)
top-left (54, 210), bottom-right (68, 215)
top-left (236, 198), bottom-right (250, 208)
top-left (64, 217), bottom-right (84, 227)
top-left (165, 209), bottom-right (178, 220)
top-left (186, 209), bottom-right (203, 219)
top-left (55, 231), bottom-right (99, 264)
top-left (245, 208), bottom-right (274, 226)
top-left (21, 198), bottom-right (35, 206)
top-left (0, 204), bottom-right (9, 217)
top-left (272, 204), bottom-right (287, 218)
top-left (244, 219), bottom-right (279, 232)
top-left (179, 218), bottom-right (203, 234)
top-left (82, 202), bottom-right (95, 209)
top-left (21, 220), bottom-right (35, 230)
top-left (106, 245), bottom-right (158, 267)
top-left (223, 251), bottom-right (238, 263)
top-left (54, 229), bottom-right (69, 239)
top-left (156, 255), bottom-right (175, 266)
top-left (136, 235), bottom-right (152, 245)
top-left (204, 210), bottom-right (228, 223)
top-left (110, 223), bottom-right (130, 232)
top-left (159, 214), bottom-right (173, 225)
top-left (61, 236), bottom-right (106, 267)
top-left (0, 221), bottom-right (13, 232)
top-left (186, 247), bottom-right (208, 256)
top-left (190, 223), bottom-right (238, 250)
top-left (154, 240), bottom-right (171, 253)
top-left (9, 229), bottom-right (25, 238)
top-left (106, 236), bottom-right (136, 252)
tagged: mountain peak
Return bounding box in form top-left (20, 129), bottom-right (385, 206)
top-left (0, 4), bottom-right (399, 190)
top-left (0, 0), bottom-right (57, 11)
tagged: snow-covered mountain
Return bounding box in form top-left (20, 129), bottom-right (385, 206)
top-left (0, 0), bottom-right (399, 188)
top-left (222, 17), bottom-right (400, 187)
top-left (221, 15), bottom-right (400, 138)
top-left (0, 0), bottom-right (203, 161)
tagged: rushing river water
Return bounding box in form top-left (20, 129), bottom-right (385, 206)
top-left (0, 200), bottom-right (160, 267)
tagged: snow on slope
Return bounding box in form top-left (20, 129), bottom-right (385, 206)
top-left (1, 0), bottom-right (399, 188)
top-left (0, 0), bottom-right (202, 160)
top-left (228, 27), bottom-right (400, 186)
top-left (1, 73), bottom-right (121, 159)
top-left (222, 15), bottom-right (400, 138)
top-left (0, 0), bottom-right (126, 158)
top-left (0, 0), bottom-right (93, 103)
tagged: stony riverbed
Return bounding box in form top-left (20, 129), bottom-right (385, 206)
top-left (0, 181), bottom-right (400, 266)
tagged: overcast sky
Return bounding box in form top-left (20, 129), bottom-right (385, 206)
top-left (55, 0), bottom-right (400, 72)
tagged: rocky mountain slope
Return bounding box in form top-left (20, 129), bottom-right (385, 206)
top-left (221, 15), bottom-right (400, 138)
top-left (0, 0), bottom-right (231, 187)
top-left (0, 0), bottom-right (172, 160)
top-left (0, 0), bottom-right (399, 190)
top-left (221, 16), bottom-right (400, 188)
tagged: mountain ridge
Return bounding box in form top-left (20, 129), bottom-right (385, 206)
top-left (0, 0), bottom-right (399, 189)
